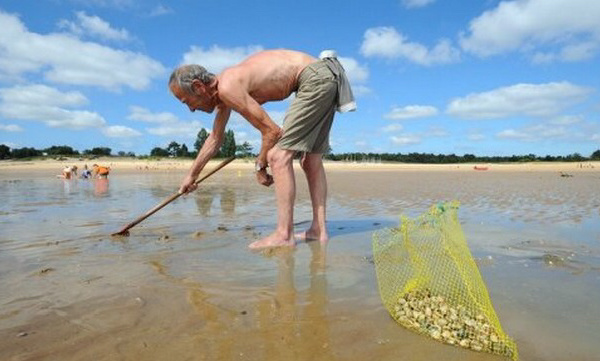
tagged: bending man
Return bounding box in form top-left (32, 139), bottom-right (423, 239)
top-left (169, 49), bottom-right (354, 249)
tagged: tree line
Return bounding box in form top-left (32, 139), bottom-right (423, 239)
top-left (148, 128), bottom-right (253, 158)
top-left (0, 128), bottom-right (254, 160)
top-left (324, 150), bottom-right (600, 163)
top-left (1, 128), bottom-right (599, 162)
top-left (0, 144), bottom-right (129, 159)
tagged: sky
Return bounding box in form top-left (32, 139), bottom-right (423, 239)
top-left (0, 0), bottom-right (599, 157)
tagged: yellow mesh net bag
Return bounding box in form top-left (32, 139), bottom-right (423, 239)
top-left (372, 201), bottom-right (518, 360)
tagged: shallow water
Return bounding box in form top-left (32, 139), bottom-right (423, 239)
top-left (0, 168), bottom-right (599, 361)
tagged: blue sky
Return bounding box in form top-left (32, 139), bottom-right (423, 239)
top-left (0, 0), bottom-right (599, 157)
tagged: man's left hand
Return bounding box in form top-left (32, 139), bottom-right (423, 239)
top-left (256, 168), bottom-right (274, 187)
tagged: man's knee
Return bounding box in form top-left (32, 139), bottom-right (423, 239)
top-left (267, 146), bottom-right (279, 165)
top-left (300, 153), bottom-right (323, 173)
top-left (268, 146), bottom-right (293, 167)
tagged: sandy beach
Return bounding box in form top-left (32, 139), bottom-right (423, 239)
top-left (0, 159), bottom-right (599, 361)
top-left (1, 157), bottom-right (599, 173)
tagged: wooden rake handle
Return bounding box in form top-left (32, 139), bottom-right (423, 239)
top-left (111, 156), bottom-right (236, 236)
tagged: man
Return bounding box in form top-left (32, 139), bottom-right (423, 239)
top-left (169, 49), bottom-right (354, 249)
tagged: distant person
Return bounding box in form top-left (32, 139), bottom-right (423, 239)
top-left (71, 165), bottom-right (78, 177)
top-left (59, 165), bottom-right (72, 179)
top-left (81, 164), bottom-right (92, 179)
top-left (92, 164), bottom-right (110, 179)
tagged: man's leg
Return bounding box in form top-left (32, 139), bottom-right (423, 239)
top-left (249, 146), bottom-right (296, 249)
top-left (297, 153), bottom-right (329, 243)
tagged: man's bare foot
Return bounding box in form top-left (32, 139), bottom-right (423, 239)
top-left (294, 228), bottom-right (328, 243)
top-left (248, 231), bottom-right (295, 250)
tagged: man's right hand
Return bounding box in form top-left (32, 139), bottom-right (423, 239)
top-left (256, 168), bottom-right (274, 187)
top-left (179, 174), bottom-right (198, 194)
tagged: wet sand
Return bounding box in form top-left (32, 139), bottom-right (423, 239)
top-left (0, 161), bottom-right (599, 360)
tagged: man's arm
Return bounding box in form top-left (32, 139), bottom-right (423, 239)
top-left (179, 105), bottom-right (231, 194)
top-left (217, 80), bottom-right (282, 168)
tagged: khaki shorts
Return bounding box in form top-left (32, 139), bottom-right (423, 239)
top-left (277, 61), bottom-right (337, 153)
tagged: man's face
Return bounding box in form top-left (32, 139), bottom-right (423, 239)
top-left (170, 82), bottom-right (216, 113)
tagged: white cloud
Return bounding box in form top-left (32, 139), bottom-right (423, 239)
top-left (360, 27), bottom-right (460, 65)
top-left (384, 105), bottom-right (439, 119)
top-left (497, 129), bottom-right (531, 140)
top-left (102, 125), bottom-right (142, 137)
top-left (69, 0), bottom-right (135, 9)
top-left (459, 0), bottom-right (600, 62)
top-left (0, 84), bottom-right (106, 129)
top-left (127, 105), bottom-right (178, 124)
top-left (148, 5), bottom-right (173, 17)
top-left (391, 134), bottom-right (421, 145)
top-left (550, 115), bottom-right (583, 125)
top-left (447, 82), bottom-right (593, 119)
top-left (497, 124), bottom-right (569, 141)
top-left (146, 121), bottom-right (203, 137)
top-left (0, 124), bottom-right (23, 132)
top-left (402, 0), bottom-right (435, 9)
top-left (467, 133), bottom-right (485, 141)
top-left (0, 84), bottom-right (88, 107)
top-left (425, 126), bottom-right (448, 137)
top-left (0, 141), bottom-right (19, 148)
top-left (338, 56), bottom-right (372, 95)
top-left (181, 45), bottom-right (264, 74)
top-left (338, 56), bottom-right (369, 83)
top-left (58, 11), bottom-right (131, 42)
top-left (351, 85), bottom-right (372, 97)
top-left (0, 10), bottom-right (165, 90)
top-left (382, 123), bottom-right (404, 133)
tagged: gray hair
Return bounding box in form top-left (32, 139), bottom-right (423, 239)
top-left (169, 64), bottom-right (215, 94)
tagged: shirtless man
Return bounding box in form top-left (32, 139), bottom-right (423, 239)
top-left (170, 49), bottom-right (348, 249)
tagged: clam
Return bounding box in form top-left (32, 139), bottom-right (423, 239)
top-left (391, 289), bottom-right (514, 359)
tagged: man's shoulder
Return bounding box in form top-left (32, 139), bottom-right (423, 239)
top-left (218, 68), bottom-right (247, 90)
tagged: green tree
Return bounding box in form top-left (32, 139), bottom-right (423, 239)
top-left (150, 147), bottom-right (169, 157)
top-left (11, 147), bottom-right (42, 158)
top-left (84, 147), bottom-right (111, 156)
top-left (565, 152), bottom-right (584, 161)
top-left (45, 145), bottom-right (78, 156)
top-left (166, 141), bottom-right (181, 157)
top-left (194, 128), bottom-right (209, 152)
top-left (178, 143), bottom-right (189, 157)
top-left (0, 144), bottom-right (10, 159)
top-left (236, 141), bottom-right (253, 157)
top-left (219, 129), bottom-right (236, 157)
top-left (591, 149), bottom-right (600, 160)
top-left (463, 153), bottom-right (476, 162)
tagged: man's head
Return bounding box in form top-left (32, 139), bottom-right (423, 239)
top-left (169, 65), bottom-right (218, 113)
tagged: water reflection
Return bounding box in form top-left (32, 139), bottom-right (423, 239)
top-left (149, 184), bottom-right (172, 199)
top-left (195, 190), bottom-right (215, 216)
top-left (256, 241), bottom-right (335, 360)
top-left (219, 188), bottom-right (236, 216)
top-left (194, 186), bottom-right (237, 217)
top-left (94, 179), bottom-right (109, 197)
top-left (150, 242), bottom-right (335, 360)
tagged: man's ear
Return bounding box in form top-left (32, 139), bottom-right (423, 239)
top-left (191, 79), bottom-right (204, 95)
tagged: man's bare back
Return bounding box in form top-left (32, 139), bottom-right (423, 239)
top-left (219, 50), bottom-right (317, 104)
